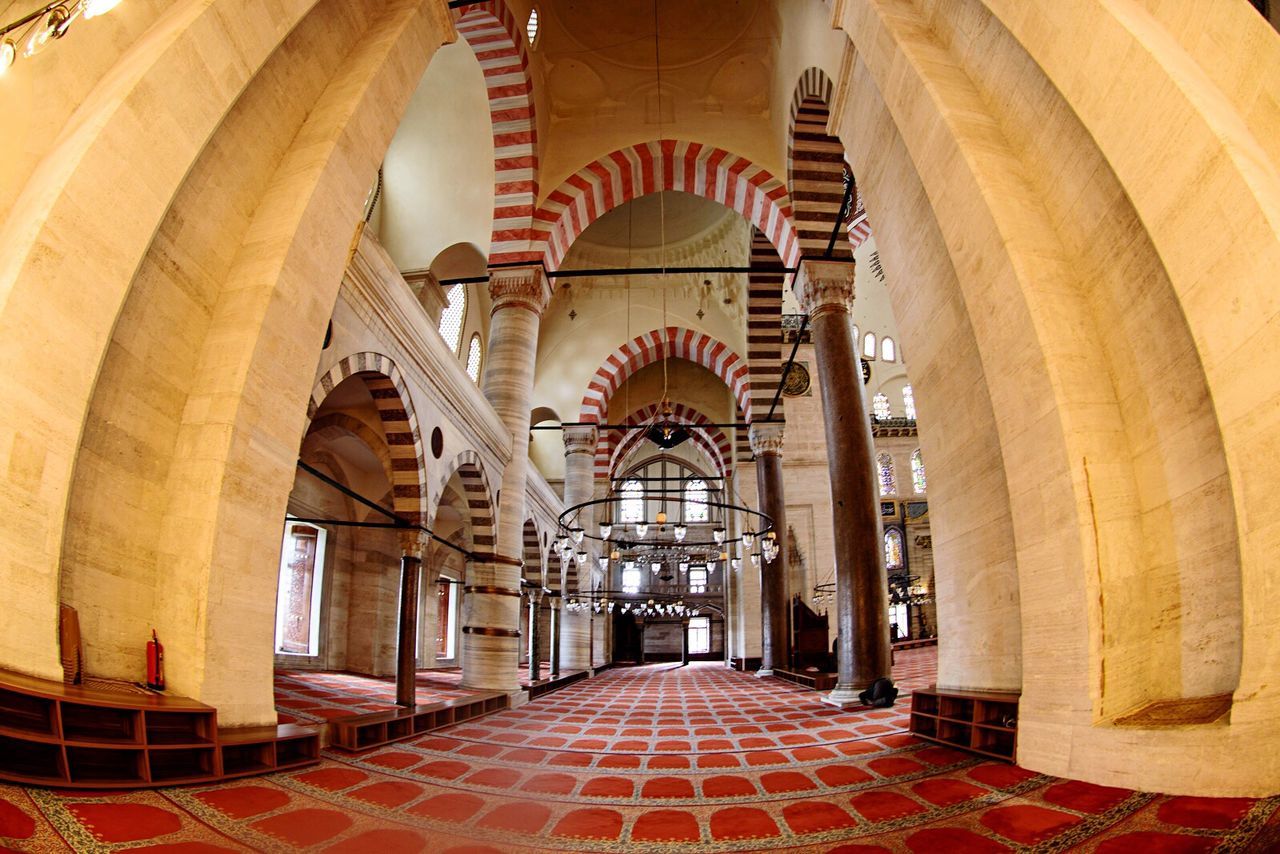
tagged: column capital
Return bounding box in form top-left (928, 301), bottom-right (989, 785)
top-left (795, 258), bottom-right (856, 319)
top-left (488, 265), bottom-right (552, 316)
top-left (748, 422), bottom-right (785, 457)
top-left (563, 424), bottom-right (599, 456)
top-left (399, 530), bottom-right (428, 558)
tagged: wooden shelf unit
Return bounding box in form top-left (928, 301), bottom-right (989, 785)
top-left (0, 669), bottom-right (320, 789)
top-left (330, 691), bottom-right (508, 753)
top-left (909, 685), bottom-right (1019, 762)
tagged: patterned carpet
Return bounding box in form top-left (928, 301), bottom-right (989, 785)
top-left (3, 649), bottom-right (1279, 852)
top-left (273, 664), bottom-right (555, 725)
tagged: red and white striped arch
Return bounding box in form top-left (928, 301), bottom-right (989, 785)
top-left (453, 2), bottom-right (539, 262)
top-left (599, 402), bottom-right (732, 480)
top-left (580, 328), bottom-right (752, 426)
top-left (492, 140), bottom-right (799, 269)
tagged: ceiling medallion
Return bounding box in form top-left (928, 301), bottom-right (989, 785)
top-left (781, 362), bottom-right (810, 397)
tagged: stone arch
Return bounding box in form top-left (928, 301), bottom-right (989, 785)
top-left (307, 354), bottom-right (428, 526)
top-left (521, 517), bottom-right (544, 586)
top-left (503, 140), bottom-right (799, 268)
top-left (787, 67), bottom-right (856, 259)
top-left (453, 0), bottom-right (539, 261)
top-left (434, 450), bottom-right (497, 554)
top-left (304, 412), bottom-right (395, 487)
top-left (579, 328), bottom-right (751, 425)
top-left (601, 402), bottom-right (731, 481)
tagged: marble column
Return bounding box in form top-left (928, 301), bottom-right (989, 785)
top-left (681, 616), bottom-right (691, 667)
top-left (750, 423), bottom-right (790, 676)
top-left (527, 588), bottom-right (544, 683)
top-left (462, 266), bottom-right (551, 696)
top-left (549, 597), bottom-right (561, 678)
top-left (559, 425), bottom-right (597, 671)
top-left (396, 532), bottom-right (426, 707)
top-left (796, 259), bottom-right (892, 705)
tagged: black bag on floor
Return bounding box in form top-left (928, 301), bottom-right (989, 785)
top-left (859, 677), bottom-right (899, 708)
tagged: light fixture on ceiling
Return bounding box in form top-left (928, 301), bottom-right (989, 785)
top-left (2, 0), bottom-right (125, 73)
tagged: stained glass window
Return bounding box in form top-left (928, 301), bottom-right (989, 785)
top-left (438, 284), bottom-right (466, 354)
top-left (465, 333), bottom-right (482, 382)
top-left (881, 337), bottom-right (896, 361)
top-left (620, 478), bottom-right (644, 522)
top-left (873, 392), bottom-right (891, 420)
top-left (911, 449), bottom-right (927, 493)
top-left (684, 478), bottom-right (709, 522)
top-left (877, 452), bottom-right (897, 496)
top-left (863, 332), bottom-right (877, 359)
top-left (903, 385), bottom-right (916, 420)
top-left (885, 528), bottom-right (904, 569)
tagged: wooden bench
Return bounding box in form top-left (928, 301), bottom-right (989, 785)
top-left (772, 668), bottom-right (838, 691)
top-left (524, 669), bottom-right (588, 701)
top-left (329, 691), bottom-right (508, 752)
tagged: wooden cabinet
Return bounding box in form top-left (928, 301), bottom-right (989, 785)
top-left (0, 669), bottom-right (320, 789)
top-left (909, 685), bottom-right (1019, 762)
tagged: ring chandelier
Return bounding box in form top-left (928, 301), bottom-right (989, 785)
top-left (0, 0), bottom-right (124, 75)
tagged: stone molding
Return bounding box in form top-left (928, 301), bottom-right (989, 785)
top-left (748, 422), bottom-right (786, 456)
top-left (795, 258), bottom-right (856, 319)
top-left (488, 265), bottom-right (552, 316)
top-left (399, 530), bottom-right (429, 558)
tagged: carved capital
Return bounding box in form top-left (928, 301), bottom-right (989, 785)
top-left (488, 265), bottom-right (552, 316)
top-left (795, 258), bottom-right (855, 319)
top-left (563, 424), bottom-right (599, 457)
top-left (748, 422), bottom-right (785, 456)
top-left (399, 530), bottom-right (428, 559)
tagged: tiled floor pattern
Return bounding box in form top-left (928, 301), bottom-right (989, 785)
top-left (4, 649), bottom-right (1279, 852)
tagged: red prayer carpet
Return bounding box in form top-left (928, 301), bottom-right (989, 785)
top-left (3, 648), bottom-right (1279, 852)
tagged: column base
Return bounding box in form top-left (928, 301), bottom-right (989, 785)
top-left (822, 685), bottom-right (866, 708)
top-left (756, 668), bottom-right (776, 678)
top-left (506, 689), bottom-right (529, 709)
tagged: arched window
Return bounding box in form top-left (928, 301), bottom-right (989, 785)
top-left (902, 384), bottom-right (916, 420)
top-left (881, 337), bottom-right (896, 361)
top-left (911, 449), bottom-right (927, 493)
top-left (683, 478), bottom-right (709, 522)
top-left (885, 529), bottom-right (904, 569)
top-left (465, 333), bottom-right (482, 382)
top-left (872, 392), bottom-right (891, 420)
top-left (526, 7), bottom-right (540, 44)
top-left (438, 284), bottom-right (466, 354)
top-left (620, 478), bottom-right (644, 523)
top-left (863, 331), bottom-right (877, 359)
top-left (877, 452), bottom-right (897, 496)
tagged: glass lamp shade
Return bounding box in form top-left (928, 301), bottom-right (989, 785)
top-left (599, 523), bottom-right (612, 539)
top-left (84, 0), bottom-right (125, 18)
top-left (598, 556), bottom-right (609, 571)
top-left (0, 40), bottom-right (15, 74)
top-left (557, 536), bottom-right (569, 551)
top-left (569, 526), bottom-right (585, 544)
top-left (574, 550), bottom-right (588, 566)
top-left (23, 8), bottom-right (69, 57)
top-left (610, 549), bottom-right (621, 561)
top-left (731, 558), bottom-right (742, 571)
top-left (742, 530), bottom-right (755, 548)
top-left (650, 562), bottom-right (661, 574)
top-left (713, 527), bottom-right (726, 544)
top-left (718, 550), bottom-right (729, 561)
top-left (750, 553), bottom-right (760, 568)
top-left (673, 524), bottom-right (687, 542)
top-left (656, 510), bottom-right (667, 524)
top-left (767, 530), bottom-right (777, 540)
top-left (678, 561), bottom-right (689, 574)
top-left (635, 523), bottom-right (648, 539)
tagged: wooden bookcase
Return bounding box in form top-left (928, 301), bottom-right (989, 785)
top-left (0, 669), bottom-right (320, 788)
top-left (909, 685), bottom-right (1019, 762)
top-left (330, 691), bottom-right (508, 753)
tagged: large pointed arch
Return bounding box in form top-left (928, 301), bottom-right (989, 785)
top-left (307, 353), bottom-right (428, 526)
top-left (453, 1), bottom-right (539, 261)
top-left (499, 140), bottom-right (799, 268)
top-left (601, 402), bottom-right (732, 480)
top-left (434, 450), bottom-right (497, 552)
top-left (579, 328), bottom-right (752, 425)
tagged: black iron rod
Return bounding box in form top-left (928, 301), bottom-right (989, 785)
top-left (295, 460), bottom-right (476, 560)
top-left (439, 265), bottom-right (794, 287)
top-left (289, 517), bottom-right (412, 530)
top-left (765, 314), bottom-right (808, 423)
top-left (0, 2), bottom-right (60, 37)
top-left (824, 173), bottom-right (855, 259)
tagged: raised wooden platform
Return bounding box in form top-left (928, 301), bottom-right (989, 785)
top-left (0, 668), bottom-right (319, 788)
top-left (729, 657), bottom-right (761, 672)
top-left (772, 669), bottom-right (838, 691)
top-left (329, 691), bottom-right (507, 753)
top-left (909, 685), bottom-right (1018, 763)
top-left (524, 669), bottom-right (588, 701)
top-left (893, 636), bottom-right (939, 651)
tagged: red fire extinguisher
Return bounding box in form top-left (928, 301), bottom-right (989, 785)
top-left (146, 629), bottom-right (165, 691)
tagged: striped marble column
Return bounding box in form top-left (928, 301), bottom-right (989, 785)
top-left (749, 423), bottom-right (790, 677)
top-left (795, 259), bottom-right (892, 706)
top-left (462, 266), bottom-right (551, 695)
top-left (559, 425), bottom-right (597, 671)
